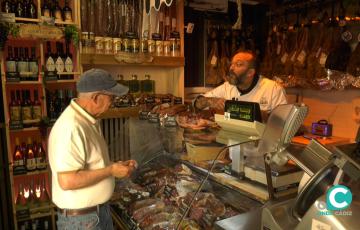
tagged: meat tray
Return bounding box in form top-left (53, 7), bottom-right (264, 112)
top-left (110, 154), bottom-right (263, 230)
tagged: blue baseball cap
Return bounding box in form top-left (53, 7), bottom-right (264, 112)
top-left (77, 68), bottom-right (128, 96)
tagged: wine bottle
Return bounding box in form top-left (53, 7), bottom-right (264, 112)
top-left (64, 41), bottom-right (73, 79)
top-left (32, 89), bottom-right (41, 121)
top-left (39, 178), bottom-right (49, 204)
top-left (27, 180), bottom-right (37, 208)
top-left (55, 42), bottom-right (65, 77)
top-left (6, 46), bottom-right (17, 80)
top-left (53, 0), bottom-right (62, 21)
top-left (23, 47), bottom-right (30, 81)
top-left (35, 140), bottom-right (47, 170)
top-left (23, 0), bottom-right (29, 18)
top-left (17, 48), bottom-right (29, 81)
top-left (141, 74), bottom-right (155, 94)
top-left (45, 41), bottom-right (56, 80)
top-left (13, 137), bottom-right (26, 174)
top-left (25, 137), bottom-right (36, 171)
top-left (9, 90), bottom-right (21, 123)
top-left (128, 74), bottom-right (140, 98)
top-left (15, 183), bottom-right (27, 209)
top-left (28, 0), bottom-right (37, 18)
top-left (15, 0), bottom-right (24, 17)
top-left (42, 0), bottom-right (50, 17)
top-left (1, 0), bottom-right (13, 13)
top-left (28, 47), bottom-right (38, 81)
top-left (63, 0), bottom-right (72, 22)
top-left (21, 90), bottom-right (32, 127)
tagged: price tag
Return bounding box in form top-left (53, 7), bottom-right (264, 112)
top-left (281, 53), bottom-right (288, 64)
top-left (297, 50), bottom-right (306, 64)
top-left (319, 52), bottom-right (327, 66)
top-left (276, 44), bottom-right (281, 55)
top-left (210, 55), bottom-right (217, 65)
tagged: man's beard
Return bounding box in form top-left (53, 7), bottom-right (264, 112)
top-left (227, 71), bottom-right (247, 86)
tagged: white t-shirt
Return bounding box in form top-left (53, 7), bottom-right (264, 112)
top-left (48, 99), bottom-right (114, 209)
top-left (204, 76), bottom-right (287, 112)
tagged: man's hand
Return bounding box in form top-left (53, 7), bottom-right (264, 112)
top-left (209, 98), bottom-right (225, 111)
top-left (111, 160), bottom-right (138, 178)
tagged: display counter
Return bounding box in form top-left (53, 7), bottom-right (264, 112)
top-left (109, 118), bottom-right (303, 229)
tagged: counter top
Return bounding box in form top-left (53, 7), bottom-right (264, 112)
top-left (291, 134), bottom-right (351, 146)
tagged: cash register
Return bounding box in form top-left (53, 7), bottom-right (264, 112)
top-left (215, 100), bottom-right (307, 192)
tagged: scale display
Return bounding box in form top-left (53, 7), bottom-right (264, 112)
top-left (224, 100), bottom-right (262, 122)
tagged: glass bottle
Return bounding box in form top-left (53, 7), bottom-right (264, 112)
top-left (42, 0), bottom-right (51, 17)
top-left (32, 89), bottom-right (41, 121)
top-left (23, 47), bottom-right (30, 81)
top-left (21, 90), bottom-right (32, 126)
top-left (28, 47), bottom-right (38, 81)
top-left (17, 48), bottom-right (28, 81)
top-left (53, 0), bottom-right (62, 21)
top-left (1, 0), bottom-right (13, 13)
top-left (27, 180), bottom-right (37, 208)
top-left (13, 137), bottom-right (26, 174)
top-left (25, 137), bottom-right (36, 171)
top-left (28, 0), bottom-right (37, 18)
top-left (9, 90), bottom-right (21, 124)
top-left (141, 74), bottom-right (155, 94)
top-left (36, 140), bottom-right (47, 170)
top-left (39, 178), bottom-right (50, 205)
top-left (128, 74), bottom-right (140, 98)
top-left (45, 41), bottom-right (56, 79)
top-left (63, 0), bottom-right (72, 22)
top-left (55, 42), bottom-right (65, 76)
top-left (15, 183), bottom-right (27, 209)
top-left (15, 0), bottom-right (24, 17)
top-left (64, 41), bottom-right (74, 79)
top-left (6, 46), bottom-right (17, 79)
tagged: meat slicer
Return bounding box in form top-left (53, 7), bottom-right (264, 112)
top-left (215, 101), bottom-right (307, 192)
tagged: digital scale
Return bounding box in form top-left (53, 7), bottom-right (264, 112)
top-left (214, 100), bottom-right (306, 191)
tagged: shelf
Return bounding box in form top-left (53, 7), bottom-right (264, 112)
top-left (5, 81), bottom-right (42, 85)
top-left (13, 169), bottom-right (49, 178)
top-left (44, 79), bottom-right (77, 83)
top-left (81, 54), bottom-right (185, 67)
top-left (100, 107), bottom-right (140, 119)
top-left (9, 127), bottom-right (39, 132)
top-left (16, 204), bottom-right (55, 222)
top-left (15, 17), bottom-right (41, 23)
top-left (54, 20), bottom-right (76, 25)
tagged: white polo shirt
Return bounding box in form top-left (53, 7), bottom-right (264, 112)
top-left (48, 99), bottom-right (114, 209)
top-left (204, 76), bottom-right (287, 112)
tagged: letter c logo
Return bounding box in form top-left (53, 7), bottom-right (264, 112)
top-left (326, 185), bottom-right (352, 211)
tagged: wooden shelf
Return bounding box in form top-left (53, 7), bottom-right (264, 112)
top-left (5, 81), bottom-right (42, 85)
top-left (44, 79), bottom-right (77, 84)
top-left (9, 127), bottom-right (39, 132)
top-left (81, 54), bottom-right (185, 67)
top-left (13, 169), bottom-right (49, 178)
top-left (15, 17), bottom-right (41, 23)
top-left (54, 20), bottom-right (76, 25)
top-left (99, 107), bottom-right (140, 119)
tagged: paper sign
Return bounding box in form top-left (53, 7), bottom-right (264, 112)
top-left (0, 13), bottom-right (15, 23)
top-left (19, 24), bottom-right (64, 40)
top-left (297, 50), bottom-right (306, 64)
top-left (281, 53), bottom-right (288, 64)
top-left (319, 52), bottom-right (328, 66)
top-left (210, 55), bottom-right (217, 65)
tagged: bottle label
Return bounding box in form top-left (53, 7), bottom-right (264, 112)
top-left (55, 57), bottom-right (65, 73)
top-left (6, 61), bottom-right (16, 72)
top-left (55, 10), bottom-right (62, 20)
top-left (26, 158), bottom-right (37, 171)
top-left (64, 11), bottom-right (72, 22)
top-left (22, 106), bottom-right (32, 120)
top-left (14, 159), bottom-right (24, 167)
top-left (32, 105), bottom-right (42, 120)
top-left (29, 61), bottom-right (38, 74)
top-left (36, 157), bottom-right (46, 169)
top-left (65, 57), bottom-right (73, 72)
top-left (10, 106), bottom-right (21, 121)
top-left (43, 9), bottom-right (51, 18)
top-left (17, 61), bottom-right (29, 74)
top-left (46, 57), bottom-right (55, 72)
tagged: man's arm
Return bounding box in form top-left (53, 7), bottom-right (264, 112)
top-left (58, 160), bottom-right (137, 190)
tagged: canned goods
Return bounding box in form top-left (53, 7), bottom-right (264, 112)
top-left (95, 36), bottom-right (104, 54)
top-left (104, 37), bottom-right (113, 55)
top-left (113, 38), bottom-right (122, 54)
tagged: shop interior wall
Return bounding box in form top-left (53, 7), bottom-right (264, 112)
top-left (82, 65), bottom-right (184, 98)
top-left (286, 89), bottom-right (360, 141)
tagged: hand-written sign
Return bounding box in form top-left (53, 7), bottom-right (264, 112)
top-left (19, 24), bottom-right (63, 40)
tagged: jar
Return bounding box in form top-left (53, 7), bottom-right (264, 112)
top-left (141, 39), bottom-right (148, 53)
top-left (113, 38), bottom-right (122, 54)
top-left (152, 33), bottom-right (163, 56)
top-left (104, 37), bottom-right (113, 55)
top-left (122, 33), bottom-right (132, 52)
top-left (170, 31), bottom-right (181, 57)
top-left (95, 36), bottom-right (104, 54)
top-left (81, 32), bottom-right (89, 54)
top-left (163, 40), bottom-right (171, 56)
top-left (89, 32), bottom-right (95, 54)
top-left (148, 39), bottom-right (155, 54)
top-left (131, 37), bottom-right (140, 53)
